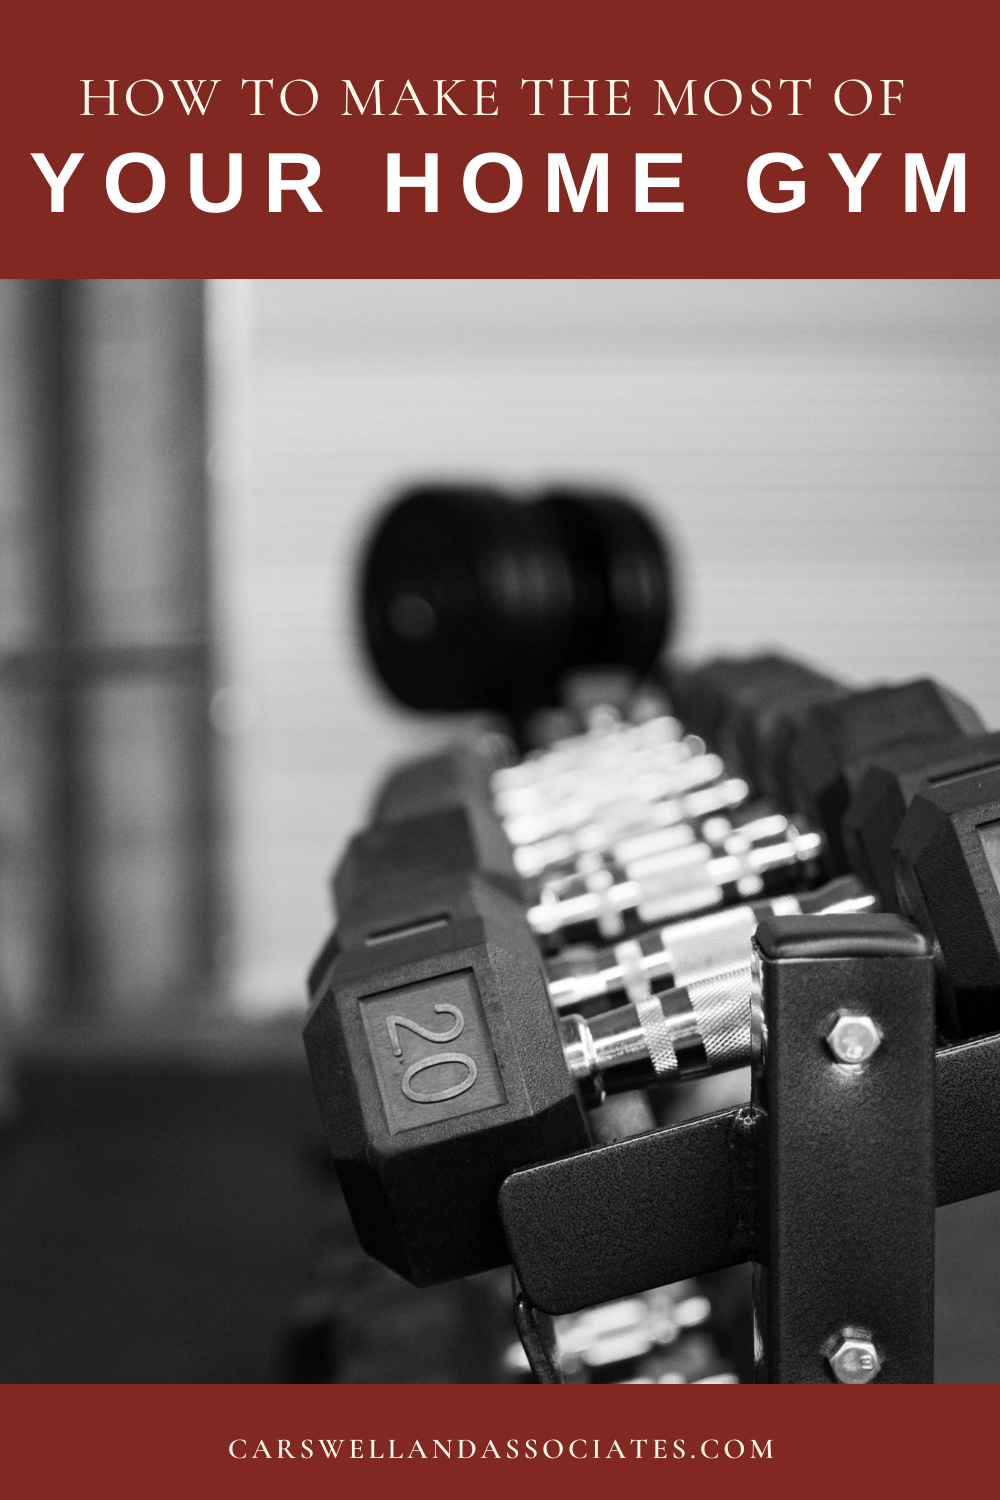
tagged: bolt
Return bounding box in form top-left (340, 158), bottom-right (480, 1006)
top-left (828, 1335), bottom-right (881, 1384)
top-left (826, 1014), bottom-right (881, 1065)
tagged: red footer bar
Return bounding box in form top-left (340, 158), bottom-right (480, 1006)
top-left (0, 1382), bottom-right (992, 1498)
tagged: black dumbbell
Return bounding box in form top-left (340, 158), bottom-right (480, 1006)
top-left (371, 743), bottom-right (505, 824)
top-left (333, 804), bottom-right (524, 935)
top-left (763, 672), bottom-right (1000, 1038)
top-left (525, 814), bottom-right (824, 947)
top-left (674, 659), bottom-right (985, 871)
top-left (892, 757), bottom-right (1000, 1037)
top-left (304, 874), bottom-right (590, 1285)
top-left (307, 857), bottom-right (880, 1286)
top-left (794, 726), bottom-right (1000, 1040)
top-left (310, 650), bottom-right (997, 1286)
top-left (310, 687), bottom-right (871, 1290)
top-left (665, 653), bottom-right (847, 802)
top-left (361, 484), bottom-right (672, 722)
top-left (545, 874), bottom-right (874, 1015)
top-left (785, 677), bottom-right (984, 872)
top-left (842, 731), bottom-right (1000, 911)
top-left (340, 666), bottom-right (978, 977)
top-left (308, 750), bottom-right (520, 1007)
top-left (335, 766), bottom-right (822, 957)
top-left (542, 677), bottom-right (997, 1043)
top-left (674, 656), bottom-right (996, 1037)
top-left (336, 710), bottom-right (755, 908)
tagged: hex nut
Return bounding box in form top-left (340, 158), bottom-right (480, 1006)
top-left (829, 1336), bottom-right (881, 1384)
top-left (826, 1014), bottom-right (882, 1065)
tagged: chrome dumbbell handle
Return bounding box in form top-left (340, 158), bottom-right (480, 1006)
top-left (512, 777), bottom-right (751, 880)
top-left (492, 714), bottom-right (683, 797)
top-left (528, 824), bottom-right (824, 942)
top-left (499, 745), bottom-right (724, 845)
top-left (560, 963), bottom-right (755, 1106)
top-left (546, 875), bottom-right (874, 1013)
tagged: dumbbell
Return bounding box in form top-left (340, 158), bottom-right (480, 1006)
top-left (496, 733), bottom-right (725, 844)
top-left (347, 704), bottom-right (749, 884)
top-left (494, 725), bottom-right (758, 884)
top-left (667, 656), bottom-right (979, 862)
top-left (785, 677), bottom-right (985, 872)
top-left (331, 708), bottom-right (825, 1004)
top-left (332, 734), bottom-right (859, 1037)
top-left (554, 875), bottom-right (877, 1107)
top-left (365, 720), bottom-right (749, 892)
top-left (666, 653), bottom-right (847, 804)
top-left (545, 874), bottom-right (873, 1015)
top-left (843, 730), bottom-right (1000, 908)
top-left (342, 669), bottom-right (975, 994)
top-left (524, 814), bottom-right (824, 945)
top-left (342, 683), bottom-right (836, 978)
top-left (371, 741), bottom-right (505, 824)
top-left (844, 735), bottom-right (1000, 1036)
top-left (362, 484), bottom-right (672, 722)
top-left (306, 852), bottom-right (878, 1285)
top-left (507, 774), bottom-right (752, 880)
top-left (375, 686), bottom-right (818, 893)
top-left (325, 482), bottom-right (996, 1312)
top-left (306, 873), bottom-right (591, 1284)
top-left (312, 659), bottom-right (1000, 1289)
top-left (677, 655), bottom-right (997, 1036)
top-left (336, 743), bottom-right (823, 954)
top-left (308, 687), bottom-right (867, 1287)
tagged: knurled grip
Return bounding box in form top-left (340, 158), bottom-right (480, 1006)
top-left (663, 907), bottom-right (758, 989)
top-left (634, 993), bottom-right (680, 1075)
top-left (686, 964), bottom-right (754, 1070)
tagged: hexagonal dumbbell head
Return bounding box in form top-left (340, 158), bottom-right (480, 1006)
top-left (332, 803), bottom-right (524, 935)
top-left (665, 657), bottom-right (762, 759)
top-left (843, 732), bottom-right (1000, 910)
top-left (787, 679), bottom-right (985, 874)
top-left (666, 654), bottom-right (844, 796)
top-left (894, 762), bottom-right (1000, 1038)
top-left (305, 874), bottom-right (590, 1285)
top-left (731, 670), bottom-right (848, 807)
top-left (370, 745), bottom-right (502, 824)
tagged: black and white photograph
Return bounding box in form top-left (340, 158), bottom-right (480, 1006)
top-left (1, 276), bottom-right (998, 1387)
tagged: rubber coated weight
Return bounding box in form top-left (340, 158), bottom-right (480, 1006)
top-left (787, 679), bottom-right (985, 873)
top-left (893, 763), bottom-right (1000, 1038)
top-left (361, 485), bottom-right (671, 720)
top-left (371, 745), bottom-right (501, 824)
top-left (304, 875), bottom-right (590, 1285)
top-left (665, 654), bottom-right (844, 800)
top-left (362, 485), bottom-right (571, 715)
top-left (843, 732), bottom-right (1000, 911)
top-left (333, 804), bottom-right (524, 938)
top-left (534, 488), bottom-right (673, 681)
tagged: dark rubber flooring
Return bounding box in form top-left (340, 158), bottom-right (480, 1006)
top-left (0, 1044), bottom-right (509, 1383)
top-left (0, 1045), bottom-right (997, 1382)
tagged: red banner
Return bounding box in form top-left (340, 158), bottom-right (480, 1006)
top-left (5, 0), bottom-right (996, 276)
top-left (2, 1381), bottom-right (997, 1496)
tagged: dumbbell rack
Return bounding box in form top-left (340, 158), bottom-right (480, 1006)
top-left (505, 916), bottom-right (941, 1383)
top-left (305, 662), bottom-right (1000, 1384)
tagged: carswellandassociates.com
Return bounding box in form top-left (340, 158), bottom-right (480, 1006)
top-left (228, 1437), bottom-right (773, 1460)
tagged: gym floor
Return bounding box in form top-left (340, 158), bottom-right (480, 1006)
top-left (0, 1034), bottom-right (514, 1384)
top-left (0, 1034), bottom-right (998, 1384)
